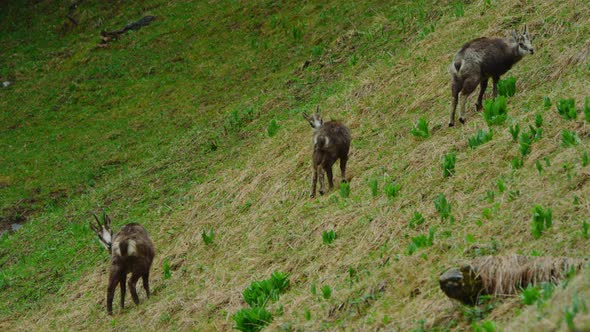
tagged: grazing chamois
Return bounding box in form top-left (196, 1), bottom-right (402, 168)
top-left (448, 25), bottom-right (534, 126)
top-left (303, 106), bottom-right (351, 197)
top-left (90, 211), bottom-right (155, 315)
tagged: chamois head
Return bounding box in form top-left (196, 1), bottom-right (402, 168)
top-left (90, 210), bottom-right (114, 253)
top-left (302, 105), bottom-right (323, 130)
top-left (510, 25), bottom-right (534, 56)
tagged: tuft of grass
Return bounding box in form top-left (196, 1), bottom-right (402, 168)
top-left (321, 285), bottom-right (332, 300)
top-left (483, 96), bottom-right (508, 126)
top-left (233, 307), bottom-right (273, 332)
top-left (497, 76), bottom-right (516, 97)
top-left (369, 178), bottom-right (379, 197)
top-left (202, 228), bottom-right (215, 245)
top-left (536, 160), bottom-right (543, 174)
top-left (556, 98), bottom-right (577, 120)
top-left (452, 0), bottom-right (465, 17)
top-left (562, 130), bottom-right (580, 147)
top-left (511, 157), bottom-right (523, 170)
top-left (442, 152), bottom-right (456, 177)
top-left (409, 117), bottom-right (430, 138)
top-left (322, 230), bottom-right (337, 245)
top-left (582, 220), bottom-right (589, 239)
top-left (434, 193), bottom-right (452, 222)
top-left (267, 119), bottom-right (280, 137)
top-left (163, 259), bottom-right (172, 280)
top-left (531, 205), bottom-right (552, 239)
top-left (408, 212), bottom-right (425, 229)
top-left (543, 96), bottom-right (552, 110)
top-left (243, 272), bottom-right (290, 308)
top-left (407, 227), bottom-right (435, 255)
top-left (534, 113), bottom-right (543, 128)
top-left (383, 180), bottom-right (401, 199)
top-left (584, 97), bottom-right (590, 122)
top-left (339, 182), bottom-right (350, 198)
top-left (582, 151), bottom-right (589, 167)
top-left (468, 128), bottom-right (493, 148)
top-left (508, 123), bottom-right (520, 142)
top-left (519, 131), bottom-right (532, 157)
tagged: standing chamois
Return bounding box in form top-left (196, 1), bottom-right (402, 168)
top-left (90, 211), bottom-right (155, 315)
top-left (303, 106), bottom-right (351, 197)
top-left (448, 25), bottom-right (534, 126)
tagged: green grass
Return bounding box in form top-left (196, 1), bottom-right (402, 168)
top-left (497, 76), bottom-right (516, 97)
top-left (468, 128), bottom-right (493, 149)
top-left (483, 96), bottom-right (508, 126)
top-left (409, 117), bottom-right (430, 138)
top-left (556, 98), bottom-right (577, 120)
top-left (442, 152), bottom-right (456, 177)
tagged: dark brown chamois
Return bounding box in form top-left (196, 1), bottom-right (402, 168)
top-left (303, 106), bottom-right (351, 197)
top-left (448, 25), bottom-right (534, 126)
top-left (90, 211), bottom-right (155, 315)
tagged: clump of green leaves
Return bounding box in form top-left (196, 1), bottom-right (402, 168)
top-left (536, 160), bottom-right (543, 174)
top-left (497, 76), bottom-right (516, 97)
top-left (582, 220), bottom-right (589, 239)
top-left (409, 212), bottom-right (425, 229)
top-left (483, 96), bottom-right (508, 125)
top-left (321, 285), bottom-right (332, 299)
top-left (472, 320), bottom-right (497, 332)
top-left (383, 180), bottom-right (401, 199)
top-left (497, 178), bottom-right (506, 193)
top-left (453, 0), bottom-right (465, 17)
top-left (508, 123), bottom-right (520, 142)
top-left (543, 96), bottom-right (552, 110)
top-left (584, 97), bottom-right (590, 122)
top-left (243, 272), bottom-right (290, 307)
top-left (468, 129), bottom-right (493, 148)
top-left (582, 151), bottom-right (589, 167)
top-left (521, 282), bottom-right (554, 306)
top-left (407, 227), bottom-right (435, 255)
top-left (339, 182), bottom-right (350, 198)
top-left (434, 193), bottom-right (452, 222)
top-left (202, 228), bottom-right (215, 245)
top-left (442, 152), bottom-right (456, 177)
top-left (369, 178), bottom-right (379, 197)
top-left (511, 157), bottom-right (523, 170)
top-left (519, 131), bottom-right (532, 157)
top-left (224, 107), bottom-right (256, 134)
top-left (528, 124), bottom-right (542, 141)
top-left (534, 113), bottom-right (543, 128)
top-left (564, 295), bottom-right (587, 332)
top-left (267, 119), bottom-right (280, 137)
top-left (556, 98), bottom-right (577, 120)
top-left (531, 205), bottom-right (552, 239)
top-left (163, 258), bottom-right (172, 280)
top-left (562, 130), bottom-right (580, 147)
top-left (322, 230), bottom-right (337, 245)
top-left (410, 117), bottom-right (430, 138)
top-left (233, 307), bottom-right (273, 332)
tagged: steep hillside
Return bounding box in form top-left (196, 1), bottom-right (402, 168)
top-left (1, 0), bottom-right (589, 331)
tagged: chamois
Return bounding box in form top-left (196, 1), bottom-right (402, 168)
top-left (90, 211), bottom-right (155, 315)
top-left (303, 106), bottom-right (351, 197)
top-left (448, 25), bottom-right (534, 126)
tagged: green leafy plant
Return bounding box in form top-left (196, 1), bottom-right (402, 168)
top-left (442, 152), bottom-right (456, 177)
top-left (233, 307), bottom-right (273, 332)
top-left (543, 96), bottom-right (551, 110)
top-left (369, 178), bottom-right (379, 197)
top-left (508, 123), bottom-right (520, 142)
top-left (528, 125), bottom-right (542, 141)
top-left (224, 107), bottom-right (256, 134)
top-left (519, 131), bottom-right (532, 157)
top-left (584, 97), bottom-right (590, 122)
top-left (267, 119), bottom-right (280, 137)
top-left (339, 182), bottom-right (350, 198)
top-left (564, 295), bottom-right (587, 332)
top-left (322, 230), bottom-right (337, 245)
top-left (497, 76), bottom-right (516, 97)
top-left (582, 220), bottom-right (589, 239)
top-left (409, 212), bottom-right (425, 229)
top-left (468, 128), bottom-right (493, 148)
top-left (534, 113), bottom-right (543, 128)
top-left (453, 0), bottom-right (464, 17)
top-left (434, 193), bottom-right (451, 222)
top-left (243, 272), bottom-right (290, 307)
top-left (407, 227), bottom-right (435, 255)
top-left (582, 151), bottom-right (589, 167)
top-left (383, 180), bottom-right (401, 199)
top-left (163, 258), bottom-right (172, 280)
top-left (202, 228), bottom-right (215, 245)
top-left (483, 96), bottom-right (508, 125)
top-left (321, 285), bottom-right (332, 299)
top-left (497, 178), bottom-right (506, 193)
top-left (520, 284), bottom-right (541, 305)
top-left (562, 130), bottom-right (580, 147)
top-left (511, 157), bottom-right (523, 170)
top-left (472, 320), bottom-right (497, 332)
top-left (410, 117), bottom-right (430, 138)
top-left (536, 160), bottom-right (543, 174)
top-left (531, 205), bottom-right (552, 239)
top-left (556, 98), bottom-right (577, 120)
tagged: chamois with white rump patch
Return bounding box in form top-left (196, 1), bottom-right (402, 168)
top-left (90, 211), bottom-right (155, 315)
top-left (303, 106), bottom-right (351, 197)
top-left (448, 25), bottom-right (534, 126)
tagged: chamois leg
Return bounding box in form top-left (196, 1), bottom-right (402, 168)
top-left (310, 165), bottom-right (318, 198)
top-left (449, 77), bottom-right (462, 127)
top-left (106, 271), bottom-right (121, 315)
top-left (142, 272), bottom-right (150, 298)
top-left (492, 76), bottom-right (499, 98)
top-left (325, 164), bottom-right (334, 190)
top-left (128, 273), bottom-right (141, 305)
top-left (119, 274), bottom-right (126, 310)
top-left (476, 79), bottom-right (488, 111)
top-left (459, 78), bottom-right (478, 124)
top-left (340, 156), bottom-right (348, 183)
top-left (318, 166), bottom-right (326, 195)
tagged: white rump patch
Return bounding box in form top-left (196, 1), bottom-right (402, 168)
top-left (127, 240), bottom-right (137, 256)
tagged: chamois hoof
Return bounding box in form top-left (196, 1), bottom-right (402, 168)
top-left (319, 190), bottom-right (325, 195)
top-left (341, 179), bottom-right (348, 184)
top-left (448, 122), bottom-right (455, 127)
top-left (310, 193), bottom-right (315, 198)
top-left (475, 104), bottom-right (483, 112)
top-left (459, 117), bottom-right (465, 124)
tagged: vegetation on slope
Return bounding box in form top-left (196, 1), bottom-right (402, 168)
top-left (0, 0), bottom-right (589, 330)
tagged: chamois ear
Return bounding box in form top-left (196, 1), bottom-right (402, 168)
top-left (90, 211), bottom-right (102, 234)
top-left (524, 24), bottom-right (530, 37)
top-left (315, 105), bottom-right (321, 115)
top-left (103, 210), bottom-right (112, 227)
top-left (511, 29), bottom-right (518, 41)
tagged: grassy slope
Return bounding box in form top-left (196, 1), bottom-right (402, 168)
top-left (1, 0), bottom-right (589, 330)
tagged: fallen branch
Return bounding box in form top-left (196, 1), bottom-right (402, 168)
top-left (100, 16), bottom-right (156, 45)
